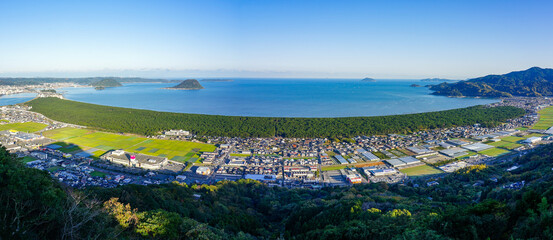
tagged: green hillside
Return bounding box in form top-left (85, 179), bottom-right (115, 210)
top-left (430, 67), bottom-right (553, 97)
top-left (26, 97), bottom-right (525, 138)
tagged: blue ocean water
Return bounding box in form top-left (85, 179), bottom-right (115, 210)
top-left (0, 93), bottom-right (37, 106)
top-left (54, 79), bottom-right (496, 117)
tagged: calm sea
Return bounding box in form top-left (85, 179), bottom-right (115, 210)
top-left (8, 79), bottom-right (498, 117)
top-left (0, 93), bottom-right (36, 106)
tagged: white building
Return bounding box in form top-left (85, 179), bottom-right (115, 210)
top-left (196, 166), bottom-right (211, 175)
top-left (524, 137), bottom-right (541, 144)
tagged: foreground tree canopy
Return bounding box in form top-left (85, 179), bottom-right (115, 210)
top-left (3, 141), bottom-right (553, 239)
top-left (27, 98), bottom-right (525, 137)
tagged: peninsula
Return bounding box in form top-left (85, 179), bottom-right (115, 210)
top-left (165, 79), bottom-right (204, 90)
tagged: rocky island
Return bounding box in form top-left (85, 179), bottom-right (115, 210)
top-left (361, 77), bottom-right (376, 82)
top-left (165, 79), bottom-right (204, 90)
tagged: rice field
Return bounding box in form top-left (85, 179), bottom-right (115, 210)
top-left (488, 141), bottom-right (522, 150)
top-left (0, 122), bottom-right (47, 132)
top-left (20, 156), bottom-right (36, 163)
top-left (525, 133), bottom-right (546, 138)
top-left (501, 136), bottom-right (526, 143)
top-left (321, 165), bottom-right (348, 171)
top-left (90, 171), bottom-right (107, 178)
top-left (532, 106), bottom-right (553, 130)
top-left (389, 149), bottom-right (408, 157)
top-left (478, 147), bottom-right (511, 157)
top-left (399, 164), bottom-right (443, 176)
top-left (42, 127), bottom-right (216, 162)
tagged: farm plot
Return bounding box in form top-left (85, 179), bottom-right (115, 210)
top-left (0, 122), bottom-right (47, 132)
top-left (42, 127), bottom-right (216, 163)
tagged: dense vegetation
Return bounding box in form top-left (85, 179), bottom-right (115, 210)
top-left (430, 67), bottom-right (553, 97)
top-left (90, 78), bottom-right (123, 88)
top-left (0, 77), bottom-right (169, 86)
top-left (4, 141), bottom-right (553, 239)
top-left (169, 79), bottom-right (204, 89)
top-left (26, 98), bottom-right (525, 138)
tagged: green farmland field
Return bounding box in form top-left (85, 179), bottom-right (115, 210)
top-left (532, 106), bottom-right (553, 130)
top-left (478, 147), bottom-right (511, 157)
top-left (0, 122), bottom-right (47, 132)
top-left (399, 165), bottom-right (443, 176)
top-left (42, 127), bottom-right (216, 162)
top-left (321, 165), bottom-right (348, 171)
top-left (488, 141), bottom-right (522, 150)
top-left (20, 156), bottom-right (36, 163)
top-left (501, 136), bottom-right (526, 143)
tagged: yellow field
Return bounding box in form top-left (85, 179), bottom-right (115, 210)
top-left (0, 122), bottom-right (47, 132)
top-left (533, 106), bottom-right (553, 130)
top-left (43, 127), bottom-right (216, 162)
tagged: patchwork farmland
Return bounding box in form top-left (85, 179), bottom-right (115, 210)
top-left (42, 127), bottom-right (216, 162)
top-left (532, 106), bottom-right (553, 130)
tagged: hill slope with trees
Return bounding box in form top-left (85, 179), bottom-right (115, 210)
top-left (3, 141), bottom-right (553, 239)
top-left (167, 79), bottom-right (204, 89)
top-left (90, 78), bottom-right (123, 88)
top-left (26, 97), bottom-right (525, 137)
top-left (430, 67), bottom-right (553, 97)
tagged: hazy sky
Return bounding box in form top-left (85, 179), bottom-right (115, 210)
top-left (1, 0), bottom-right (552, 79)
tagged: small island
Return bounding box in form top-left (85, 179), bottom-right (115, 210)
top-left (165, 79), bottom-right (204, 90)
top-left (361, 77), bottom-right (376, 82)
top-left (90, 78), bottom-right (122, 90)
top-left (410, 84), bottom-right (421, 87)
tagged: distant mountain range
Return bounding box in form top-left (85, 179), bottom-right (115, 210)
top-left (0, 77), bottom-right (170, 86)
top-left (167, 79), bottom-right (204, 90)
top-left (430, 67), bottom-right (553, 97)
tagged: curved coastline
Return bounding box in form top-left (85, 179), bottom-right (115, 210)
top-left (25, 97), bottom-right (524, 138)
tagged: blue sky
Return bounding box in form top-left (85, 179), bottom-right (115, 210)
top-left (0, 0), bottom-right (552, 79)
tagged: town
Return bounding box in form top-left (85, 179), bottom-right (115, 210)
top-left (1, 92), bottom-right (553, 190)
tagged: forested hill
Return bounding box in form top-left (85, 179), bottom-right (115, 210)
top-left (168, 79), bottom-right (204, 89)
top-left (26, 97), bottom-right (525, 138)
top-left (0, 77), bottom-right (170, 85)
top-left (90, 78), bottom-right (122, 87)
top-left (430, 67), bottom-right (553, 97)
top-left (4, 140), bottom-right (553, 239)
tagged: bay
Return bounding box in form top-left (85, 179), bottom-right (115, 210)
top-left (0, 93), bottom-right (37, 106)
top-left (55, 79), bottom-right (496, 118)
